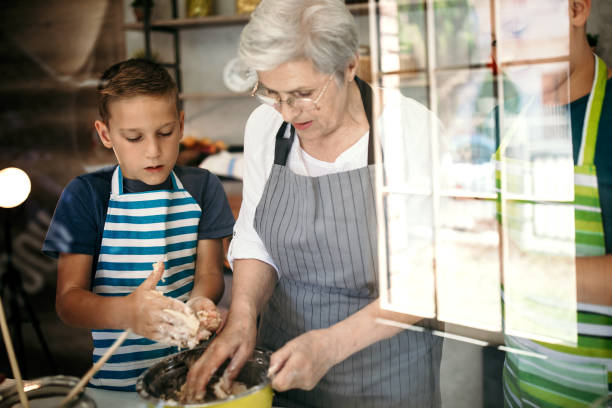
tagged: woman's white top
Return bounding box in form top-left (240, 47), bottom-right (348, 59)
top-left (228, 90), bottom-right (443, 273)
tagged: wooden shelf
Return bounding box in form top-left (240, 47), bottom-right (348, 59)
top-left (123, 13), bottom-right (249, 30)
top-left (123, 3), bottom-right (371, 31)
top-left (179, 91), bottom-right (250, 100)
top-left (347, 3), bottom-right (371, 15)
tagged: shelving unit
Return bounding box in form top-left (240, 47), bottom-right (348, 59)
top-left (121, 1), bottom-right (373, 145)
top-left (179, 91), bottom-right (249, 100)
top-left (123, 3), bottom-right (369, 30)
top-left (123, 2), bottom-right (372, 96)
top-left (123, 13), bottom-right (250, 30)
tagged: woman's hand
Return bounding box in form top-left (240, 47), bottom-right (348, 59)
top-left (182, 311), bottom-right (258, 402)
top-left (268, 329), bottom-right (339, 392)
top-left (124, 262), bottom-right (193, 341)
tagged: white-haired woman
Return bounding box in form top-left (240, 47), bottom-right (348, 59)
top-left (184, 0), bottom-right (442, 406)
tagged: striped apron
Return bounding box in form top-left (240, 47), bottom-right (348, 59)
top-left (254, 77), bottom-right (442, 408)
top-left (500, 55), bottom-right (612, 407)
top-left (89, 166), bottom-right (201, 391)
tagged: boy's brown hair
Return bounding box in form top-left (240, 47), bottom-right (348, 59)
top-left (97, 59), bottom-right (179, 124)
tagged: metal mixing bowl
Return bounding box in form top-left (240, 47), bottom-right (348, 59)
top-left (136, 344), bottom-right (274, 408)
top-left (0, 375), bottom-right (96, 408)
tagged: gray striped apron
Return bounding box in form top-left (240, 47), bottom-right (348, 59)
top-left (254, 77), bottom-right (442, 408)
top-left (90, 166), bottom-right (201, 390)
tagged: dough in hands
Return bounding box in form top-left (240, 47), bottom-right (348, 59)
top-left (174, 377), bottom-right (248, 403)
top-left (212, 376), bottom-right (248, 400)
top-left (150, 260), bottom-right (215, 349)
top-left (160, 308), bottom-right (202, 349)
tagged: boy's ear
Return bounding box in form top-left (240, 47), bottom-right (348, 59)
top-left (179, 111), bottom-right (185, 140)
top-left (94, 120), bottom-right (113, 148)
top-left (569, 0), bottom-right (591, 28)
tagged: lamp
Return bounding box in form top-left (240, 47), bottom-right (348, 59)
top-left (0, 167), bottom-right (31, 209)
top-left (0, 167), bottom-right (56, 377)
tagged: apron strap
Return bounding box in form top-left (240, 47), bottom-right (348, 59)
top-left (273, 122), bottom-right (296, 165)
top-left (354, 76), bottom-right (375, 165)
top-left (578, 54), bottom-right (608, 166)
top-left (170, 170), bottom-right (183, 190)
top-left (111, 165), bottom-right (181, 195)
top-left (112, 166), bottom-right (122, 195)
top-left (273, 75), bottom-right (375, 166)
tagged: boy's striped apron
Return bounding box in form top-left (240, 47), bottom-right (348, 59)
top-left (499, 55), bottom-right (612, 407)
top-left (254, 77), bottom-right (442, 408)
top-left (89, 166), bottom-right (201, 391)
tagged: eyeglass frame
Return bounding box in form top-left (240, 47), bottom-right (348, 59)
top-left (250, 74), bottom-right (335, 111)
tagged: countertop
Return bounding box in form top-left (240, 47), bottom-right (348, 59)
top-left (0, 380), bottom-right (144, 407)
top-left (85, 387), bottom-right (145, 407)
top-left (1, 379), bottom-right (282, 407)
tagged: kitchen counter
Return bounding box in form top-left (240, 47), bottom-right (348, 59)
top-left (84, 387), bottom-right (145, 407)
top-left (1, 379), bottom-right (281, 407)
top-left (0, 380), bottom-right (144, 407)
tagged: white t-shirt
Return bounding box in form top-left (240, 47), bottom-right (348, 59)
top-left (228, 90), bottom-right (443, 273)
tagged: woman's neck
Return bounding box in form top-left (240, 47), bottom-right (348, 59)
top-left (300, 81), bottom-right (369, 162)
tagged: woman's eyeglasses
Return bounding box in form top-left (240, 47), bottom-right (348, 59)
top-left (251, 74), bottom-right (334, 111)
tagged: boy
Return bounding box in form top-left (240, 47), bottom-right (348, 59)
top-left (43, 59), bottom-right (235, 391)
top-left (498, 1), bottom-right (612, 406)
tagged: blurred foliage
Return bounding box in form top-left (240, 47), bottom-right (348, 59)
top-left (130, 49), bottom-right (161, 63)
top-left (587, 33), bottom-right (599, 48)
top-left (397, 0), bottom-right (478, 67)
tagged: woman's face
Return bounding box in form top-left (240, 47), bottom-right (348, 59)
top-left (256, 58), bottom-right (350, 142)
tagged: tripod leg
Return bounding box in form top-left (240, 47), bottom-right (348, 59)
top-left (6, 287), bottom-right (27, 378)
top-left (17, 284), bottom-right (57, 373)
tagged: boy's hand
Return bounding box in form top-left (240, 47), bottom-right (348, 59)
top-left (125, 262), bottom-right (193, 341)
top-left (186, 296), bottom-right (223, 340)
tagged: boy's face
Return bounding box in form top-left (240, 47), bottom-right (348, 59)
top-left (95, 95), bottom-right (184, 185)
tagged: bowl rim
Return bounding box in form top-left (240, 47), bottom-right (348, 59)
top-left (135, 347), bottom-right (272, 407)
top-left (0, 375), bottom-right (81, 397)
top-left (0, 375), bottom-right (95, 407)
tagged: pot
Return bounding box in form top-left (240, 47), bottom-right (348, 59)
top-left (136, 345), bottom-right (274, 407)
top-left (0, 375), bottom-right (96, 408)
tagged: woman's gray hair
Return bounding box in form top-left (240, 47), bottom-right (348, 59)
top-left (238, 0), bottom-right (359, 75)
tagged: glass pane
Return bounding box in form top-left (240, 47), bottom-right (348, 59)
top-left (498, 0), bottom-right (569, 64)
top-left (437, 197), bottom-right (501, 331)
top-left (398, 0), bottom-right (427, 72)
top-left (434, 0), bottom-right (492, 68)
top-left (498, 63), bottom-right (574, 201)
top-left (497, 60), bottom-right (577, 344)
top-left (502, 200), bottom-right (577, 345)
top-left (437, 68), bottom-right (498, 194)
top-left (383, 193), bottom-right (436, 317)
top-left (375, 0), bottom-right (578, 345)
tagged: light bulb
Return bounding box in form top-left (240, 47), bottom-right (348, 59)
top-left (0, 167), bottom-right (31, 208)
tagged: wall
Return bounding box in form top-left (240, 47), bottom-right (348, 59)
top-left (589, 0), bottom-right (612, 66)
top-left (0, 0), bottom-right (126, 379)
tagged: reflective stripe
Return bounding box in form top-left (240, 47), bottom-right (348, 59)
top-left (575, 172), bottom-right (599, 188)
top-left (578, 55), bottom-right (608, 166)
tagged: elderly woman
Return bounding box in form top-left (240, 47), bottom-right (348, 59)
top-left (184, 0), bottom-right (442, 406)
